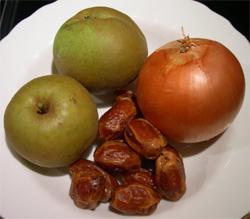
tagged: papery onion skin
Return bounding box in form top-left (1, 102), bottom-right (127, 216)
top-left (136, 38), bottom-right (245, 143)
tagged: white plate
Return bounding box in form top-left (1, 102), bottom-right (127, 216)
top-left (0, 0), bottom-right (249, 218)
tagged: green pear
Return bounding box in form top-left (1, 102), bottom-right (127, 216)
top-left (53, 6), bottom-right (148, 94)
top-left (4, 75), bottom-right (98, 168)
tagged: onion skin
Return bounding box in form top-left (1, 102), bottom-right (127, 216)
top-left (136, 38), bottom-right (245, 143)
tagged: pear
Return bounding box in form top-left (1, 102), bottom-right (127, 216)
top-left (4, 75), bottom-right (98, 168)
top-left (53, 6), bottom-right (148, 94)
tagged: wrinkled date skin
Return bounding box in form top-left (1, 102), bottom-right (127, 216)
top-left (113, 89), bottom-right (137, 105)
top-left (69, 159), bottom-right (118, 209)
top-left (94, 140), bottom-right (142, 172)
top-left (120, 168), bottom-right (157, 189)
top-left (70, 170), bottom-right (106, 210)
top-left (98, 99), bottom-right (138, 141)
top-left (110, 182), bottom-right (162, 215)
top-left (155, 145), bottom-right (186, 201)
top-left (125, 118), bottom-right (167, 159)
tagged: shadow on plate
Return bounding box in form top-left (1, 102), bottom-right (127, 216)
top-left (91, 78), bottom-right (138, 109)
top-left (51, 60), bottom-right (59, 75)
top-left (81, 138), bottom-right (102, 160)
top-left (5, 133), bottom-right (104, 177)
top-left (5, 135), bottom-right (71, 177)
top-left (167, 131), bottom-right (225, 158)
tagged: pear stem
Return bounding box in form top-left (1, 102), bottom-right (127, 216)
top-left (37, 103), bottom-right (46, 114)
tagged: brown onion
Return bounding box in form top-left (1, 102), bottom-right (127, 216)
top-left (136, 34), bottom-right (245, 143)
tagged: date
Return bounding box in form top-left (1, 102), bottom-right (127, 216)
top-left (94, 140), bottom-right (142, 172)
top-left (68, 89), bottom-right (188, 214)
top-left (110, 182), bottom-right (162, 215)
top-left (125, 118), bottom-right (167, 159)
top-left (98, 99), bottom-right (138, 141)
top-left (120, 168), bottom-right (157, 189)
top-left (155, 145), bottom-right (186, 201)
top-left (70, 170), bottom-right (106, 210)
top-left (69, 159), bottom-right (118, 208)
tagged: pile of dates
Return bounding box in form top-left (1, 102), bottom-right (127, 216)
top-left (69, 90), bottom-right (186, 215)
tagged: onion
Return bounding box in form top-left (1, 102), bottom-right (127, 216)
top-left (136, 31), bottom-right (245, 143)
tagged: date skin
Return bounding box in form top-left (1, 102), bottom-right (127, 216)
top-left (110, 182), bottom-right (162, 215)
top-left (120, 168), bottom-right (157, 189)
top-left (98, 99), bottom-right (138, 141)
top-left (70, 170), bottom-right (106, 210)
top-left (69, 158), bottom-right (118, 208)
top-left (94, 140), bottom-right (142, 172)
top-left (155, 145), bottom-right (186, 201)
top-left (125, 118), bottom-right (167, 159)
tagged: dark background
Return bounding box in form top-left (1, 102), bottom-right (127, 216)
top-left (0, 0), bottom-right (249, 41)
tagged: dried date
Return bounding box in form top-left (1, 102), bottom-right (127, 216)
top-left (70, 170), bottom-right (106, 210)
top-left (94, 140), bottom-right (142, 172)
top-left (69, 158), bottom-right (118, 208)
top-left (155, 145), bottom-right (186, 201)
top-left (120, 168), bottom-right (157, 189)
top-left (110, 182), bottom-right (162, 215)
top-left (98, 99), bottom-right (138, 141)
top-left (125, 118), bottom-right (167, 159)
top-left (68, 89), bottom-right (188, 214)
